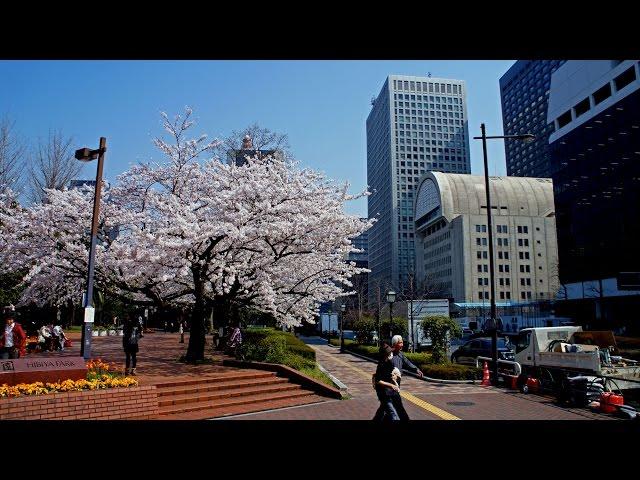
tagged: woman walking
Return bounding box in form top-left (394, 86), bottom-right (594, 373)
top-left (122, 315), bottom-right (142, 376)
top-left (373, 344), bottom-right (409, 421)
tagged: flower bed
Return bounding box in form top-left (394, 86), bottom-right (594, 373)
top-left (0, 358), bottom-right (138, 399)
top-left (0, 357), bottom-right (156, 420)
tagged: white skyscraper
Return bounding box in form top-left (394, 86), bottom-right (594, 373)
top-left (366, 75), bottom-right (471, 301)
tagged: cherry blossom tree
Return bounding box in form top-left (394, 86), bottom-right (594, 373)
top-left (0, 108), bottom-right (373, 362)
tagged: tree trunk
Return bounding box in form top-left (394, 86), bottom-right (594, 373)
top-left (185, 270), bottom-right (206, 362)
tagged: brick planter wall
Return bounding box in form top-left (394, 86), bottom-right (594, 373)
top-left (0, 386), bottom-right (159, 420)
top-left (222, 359), bottom-right (343, 399)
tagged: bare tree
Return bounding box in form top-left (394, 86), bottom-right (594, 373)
top-left (28, 130), bottom-right (82, 204)
top-left (398, 270), bottom-right (447, 352)
top-left (0, 116), bottom-right (26, 194)
top-left (346, 271), bottom-right (368, 323)
top-left (220, 123), bottom-right (291, 161)
top-left (370, 277), bottom-right (394, 345)
top-left (548, 259), bottom-right (567, 300)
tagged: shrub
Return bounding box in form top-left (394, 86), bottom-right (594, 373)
top-left (238, 328), bottom-right (334, 387)
top-left (353, 317), bottom-right (377, 344)
top-left (238, 335), bottom-right (287, 364)
top-left (380, 318), bottom-right (408, 342)
top-left (404, 352), bottom-right (433, 366)
top-left (419, 363), bottom-right (482, 380)
top-left (420, 315), bottom-right (462, 364)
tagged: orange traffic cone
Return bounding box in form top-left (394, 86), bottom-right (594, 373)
top-left (480, 361), bottom-right (491, 386)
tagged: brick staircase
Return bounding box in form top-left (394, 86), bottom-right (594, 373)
top-left (153, 370), bottom-right (329, 419)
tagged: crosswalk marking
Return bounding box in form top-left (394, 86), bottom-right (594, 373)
top-left (313, 347), bottom-right (461, 420)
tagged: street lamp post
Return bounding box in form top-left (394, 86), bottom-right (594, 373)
top-left (340, 304), bottom-right (346, 352)
top-left (75, 137), bottom-right (107, 360)
top-left (386, 290), bottom-right (396, 343)
top-left (474, 125), bottom-right (534, 384)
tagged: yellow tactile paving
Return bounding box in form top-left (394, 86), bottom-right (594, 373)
top-left (313, 348), bottom-right (461, 420)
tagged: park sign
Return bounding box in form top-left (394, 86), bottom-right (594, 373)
top-left (0, 357), bottom-right (87, 386)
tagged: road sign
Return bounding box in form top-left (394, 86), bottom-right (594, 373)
top-left (83, 307), bottom-right (95, 323)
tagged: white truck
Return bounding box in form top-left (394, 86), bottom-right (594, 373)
top-left (514, 326), bottom-right (640, 391)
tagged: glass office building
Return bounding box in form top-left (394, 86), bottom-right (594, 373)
top-left (546, 60), bottom-right (640, 288)
top-left (500, 60), bottom-right (565, 178)
top-left (366, 75), bottom-right (470, 302)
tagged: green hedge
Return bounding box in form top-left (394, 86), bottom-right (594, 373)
top-left (419, 364), bottom-right (482, 380)
top-left (238, 328), bottom-right (332, 386)
top-left (329, 340), bottom-right (478, 380)
top-left (404, 352), bottom-right (434, 366)
top-left (243, 328), bottom-right (315, 361)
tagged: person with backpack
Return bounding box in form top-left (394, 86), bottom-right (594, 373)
top-left (122, 315), bottom-right (142, 376)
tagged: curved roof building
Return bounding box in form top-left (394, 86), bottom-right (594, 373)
top-left (413, 172), bottom-right (558, 309)
top-left (415, 173), bottom-right (555, 226)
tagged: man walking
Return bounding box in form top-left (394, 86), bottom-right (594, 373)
top-left (390, 335), bottom-right (424, 380)
top-left (372, 335), bottom-right (423, 421)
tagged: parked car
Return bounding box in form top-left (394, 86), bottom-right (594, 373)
top-left (451, 337), bottom-right (515, 365)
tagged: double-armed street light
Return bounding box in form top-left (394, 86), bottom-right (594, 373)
top-left (386, 290), bottom-right (396, 343)
top-left (473, 125), bottom-right (534, 384)
top-left (75, 137), bottom-right (107, 360)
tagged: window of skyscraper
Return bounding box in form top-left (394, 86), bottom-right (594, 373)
top-left (574, 97), bottom-right (590, 117)
top-left (614, 66), bottom-right (636, 91)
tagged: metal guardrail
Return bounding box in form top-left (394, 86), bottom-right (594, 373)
top-left (476, 356), bottom-right (522, 376)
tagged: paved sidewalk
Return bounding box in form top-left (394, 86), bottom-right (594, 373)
top-left (227, 337), bottom-right (612, 420)
top-left (26, 332), bottom-right (238, 386)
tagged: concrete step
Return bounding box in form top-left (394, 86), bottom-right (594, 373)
top-left (154, 371), bottom-right (276, 389)
top-left (158, 388), bottom-right (314, 416)
top-left (158, 383), bottom-right (302, 407)
top-left (156, 376), bottom-right (290, 397)
top-left (157, 392), bottom-right (328, 419)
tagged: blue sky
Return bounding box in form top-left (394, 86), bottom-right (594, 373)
top-left (0, 60), bottom-right (514, 216)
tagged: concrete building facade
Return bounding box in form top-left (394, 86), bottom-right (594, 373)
top-left (366, 75), bottom-right (470, 303)
top-left (414, 172), bottom-right (559, 304)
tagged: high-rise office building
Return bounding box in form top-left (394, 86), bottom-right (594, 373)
top-left (500, 60), bottom-right (565, 178)
top-left (366, 75), bottom-right (470, 302)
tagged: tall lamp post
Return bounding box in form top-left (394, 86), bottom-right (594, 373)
top-left (75, 137), bottom-right (107, 360)
top-left (386, 290), bottom-right (396, 343)
top-left (473, 125), bottom-right (534, 383)
top-left (339, 304), bottom-right (346, 352)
